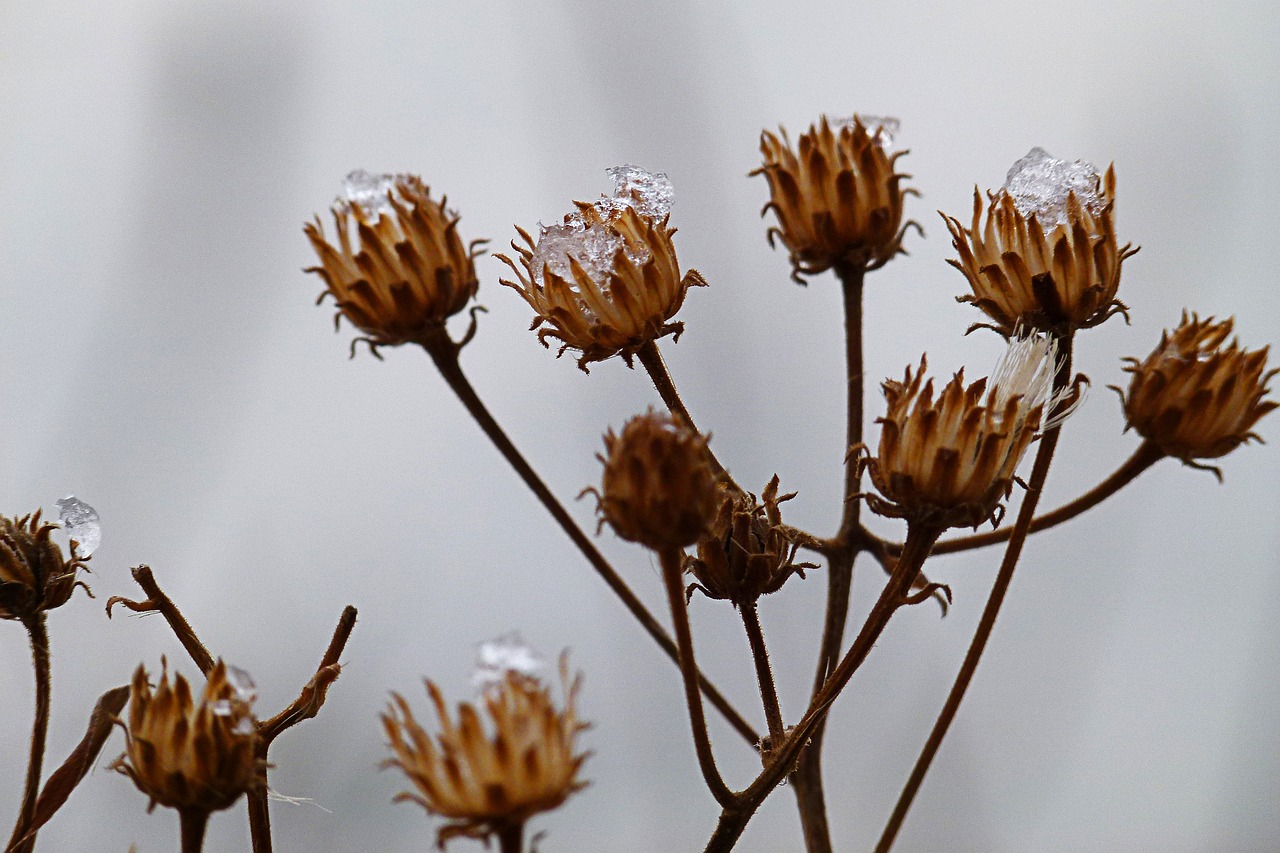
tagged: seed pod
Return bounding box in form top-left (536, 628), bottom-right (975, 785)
top-left (0, 511), bottom-right (90, 621)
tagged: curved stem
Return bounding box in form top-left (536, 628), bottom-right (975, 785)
top-left (659, 548), bottom-right (738, 809)
top-left (179, 809), bottom-right (210, 853)
top-left (875, 333), bottom-right (1076, 852)
top-left (421, 339), bottom-right (759, 747)
top-left (8, 614), bottom-right (50, 853)
top-left (740, 603), bottom-right (784, 746)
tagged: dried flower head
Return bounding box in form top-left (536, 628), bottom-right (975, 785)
top-left (684, 477), bottom-right (816, 605)
top-left (113, 659), bottom-right (261, 816)
top-left (589, 409), bottom-right (719, 551)
top-left (752, 115), bottom-right (916, 281)
top-left (382, 659), bottom-right (589, 849)
top-left (944, 148), bottom-right (1138, 335)
top-left (862, 336), bottom-right (1082, 529)
top-left (304, 171), bottom-right (484, 356)
top-left (0, 510), bottom-right (91, 621)
top-left (499, 201), bottom-right (705, 372)
top-left (1113, 313), bottom-right (1277, 473)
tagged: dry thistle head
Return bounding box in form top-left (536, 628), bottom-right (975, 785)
top-left (1114, 313), bottom-right (1277, 473)
top-left (685, 477), bottom-right (816, 606)
top-left (862, 336), bottom-right (1081, 530)
top-left (0, 510), bottom-right (91, 621)
top-left (752, 115), bottom-right (915, 281)
top-left (499, 188), bottom-right (705, 372)
top-left (113, 659), bottom-right (261, 816)
top-left (944, 148), bottom-right (1138, 336)
top-left (590, 409), bottom-right (719, 551)
top-left (304, 171), bottom-right (484, 356)
top-left (382, 659), bottom-right (589, 849)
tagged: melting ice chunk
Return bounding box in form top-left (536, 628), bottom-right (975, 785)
top-left (56, 496), bottom-right (100, 557)
top-left (604, 164), bottom-right (673, 221)
top-left (530, 218), bottom-right (650, 289)
top-left (210, 699), bottom-right (234, 717)
top-left (342, 169), bottom-right (400, 220)
top-left (1002, 147), bottom-right (1103, 228)
top-left (472, 631), bottom-right (545, 692)
top-left (227, 664), bottom-right (259, 704)
top-left (853, 114), bottom-right (901, 149)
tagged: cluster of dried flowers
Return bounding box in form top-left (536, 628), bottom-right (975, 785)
top-left (3, 116), bottom-right (1274, 853)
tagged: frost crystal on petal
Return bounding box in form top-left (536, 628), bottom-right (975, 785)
top-left (342, 169), bottom-right (401, 221)
top-left (852, 114), bottom-right (901, 149)
top-left (226, 665), bottom-right (259, 704)
top-left (1002, 147), bottom-right (1104, 227)
top-left (210, 699), bottom-right (233, 717)
top-left (56, 496), bottom-right (100, 557)
top-left (604, 164), bottom-right (673, 221)
top-left (471, 631), bottom-right (545, 692)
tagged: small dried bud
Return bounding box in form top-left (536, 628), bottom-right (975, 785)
top-left (592, 410), bottom-right (719, 551)
top-left (113, 660), bottom-right (262, 816)
top-left (1114, 313), bottom-right (1277, 468)
top-left (752, 115), bottom-right (916, 281)
top-left (499, 203), bottom-right (705, 372)
top-left (382, 659), bottom-right (589, 849)
top-left (943, 150), bottom-right (1137, 335)
top-left (863, 336), bottom-right (1081, 529)
top-left (685, 477), bottom-right (815, 605)
top-left (0, 510), bottom-right (91, 621)
top-left (304, 172), bottom-right (484, 356)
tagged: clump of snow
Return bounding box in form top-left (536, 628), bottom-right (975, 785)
top-left (605, 164), bottom-right (673, 221)
top-left (472, 631), bottom-right (545, 692)
top-left (56, 496), bottom-right (100, 557)
top-left (1002, 148), bottom-right (1104, 227)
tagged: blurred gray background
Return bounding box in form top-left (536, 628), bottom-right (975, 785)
top-left (2, 1), bottom-right (1278, 851)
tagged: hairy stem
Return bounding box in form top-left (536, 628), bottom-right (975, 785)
top-left (875, 333), bottom-right (1075, 852)
top-left (422, 338), bottom-right (759, 746)
top-left (8, 615), bottom-right (50, 853)
top-left (740, 602), bottom-right (785, 745)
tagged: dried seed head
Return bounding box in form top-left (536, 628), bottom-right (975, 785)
top-left (752, 115), bottom-right (916, 281)
top-left (382, 658), bottom-right (589, 849)
top-left (863, 336), bottom-right (1081, 529)
top-left (0, 510), bottom-right (91, 621)
top-left (113, 660), bottom-right (262, 816)
top-left (685, 477), bottom-right (816, 606)
top-left (304, 173), bottom-right (483, 356)
top-left (499, 203), bottom-right (704, 372)
top-left (593, 410), bottom-right (719, 551)
top-left (943, 153), bottom-right (1137, 335)
top-left (1115, 313), bottom-right (1277, 466)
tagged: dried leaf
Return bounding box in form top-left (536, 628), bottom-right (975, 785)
top-left (28, 685), bottom-right (130, 832)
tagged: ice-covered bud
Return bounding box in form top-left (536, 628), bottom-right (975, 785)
top-left (753, 115), bottom-right (916, 281)
top-left (0, 510), bottom-right (92, 621)
top-left (944, 149), bottom-right (1137, 336)
top-left (56, 495), bottom-right (100, 558)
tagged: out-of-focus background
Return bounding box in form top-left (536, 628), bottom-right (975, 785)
top-left (2, 1), bottom-right (1278, 851)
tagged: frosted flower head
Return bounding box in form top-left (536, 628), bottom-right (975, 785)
top-left (499, 199), bottom-right (705, 373)
top-left (944, 149), bottom-right (1137, 336)
top-left (685, 476), bottom-right (816, 606)
top-left (0, 510), bottom-right (92, 621)
top-left (590, 409), bottom-right (719, 552)
top-left (752, 115), bottom-right (917, 282)
top-left (382, 656), bottom-right (589, 849)
top-left (304, 173), bottom-right (484, 356)
top-left (113, 659), bottom-right (262, 816)
top-left (863, 336), bottom-right (1080, 530)
top-left (471, 632), bottom-right (545, 693)
top-left (1115, 313), bottom-right (1277, 471)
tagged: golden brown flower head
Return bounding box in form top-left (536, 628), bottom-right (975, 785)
top-left (752, 115), bottom-right (916, 281)
top-left (591, 409), bottom-right (719, 551)
top-left (113, 659), bottom-right (262, 816)
top-left (499, 200), bottom-right (705, 373)
top-left (684, 477), bottom-right (816, 606)
top-left (944, 148), bottom-right (1138, 336)
top-left (1114, 313), bottom-right (1277, 471)
top-left (0, 510), bottom-right (90, 621)
top-left (304, 171), bottom-right (484, 356)
top-left (382, 659), bottom-right (589, 849)
top-left (862, 337), bottom-right (1081, 530)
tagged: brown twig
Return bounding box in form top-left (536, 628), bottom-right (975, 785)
top-left (7, 614), bottom-right (50, 853)
top-left (740, 602), bottom-right (785, 747)
top-left (106, 565), bottom-right (215, 675)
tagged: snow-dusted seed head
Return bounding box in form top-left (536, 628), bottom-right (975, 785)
top-left (304, 173), bottom-right (484, 356)
top-left (752, 115), bottom-right (916, 282)
top-left (0, 510), bottom-right (91, 621)
top-left (113, 660), bottom-right (262, 816)
top-left (499, 201), bottom-right (705, 373)
top-left (592, 409), bottom-right (719, 552)
top-left (863, 336), bottom-right (1080, 529)
top-left (382, 659), bottom-right (589, 850)
top-left (943, 149), bottom-right (1137, 336)
top-left (1115, 313), bottom-right (1277, 468)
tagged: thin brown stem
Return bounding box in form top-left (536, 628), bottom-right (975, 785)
top-left (105, 565), bottom-right (215, 675)
top-left (497, 823), bottom-right (523, 853)
top-left (740, 602), bottom-right (784, 746)
top-left (421, 338), bottom-right (759, 747)
top-left (8, 615), bottom-right (50, 853)
top-left (658, 548), bottom-right (739, 809)
top-left (704, 806), bottom-right (755, 853)
top-left (179, 809), bottom-right (210, 853)
top-left (876, 333), bottom-right (1076, 852)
